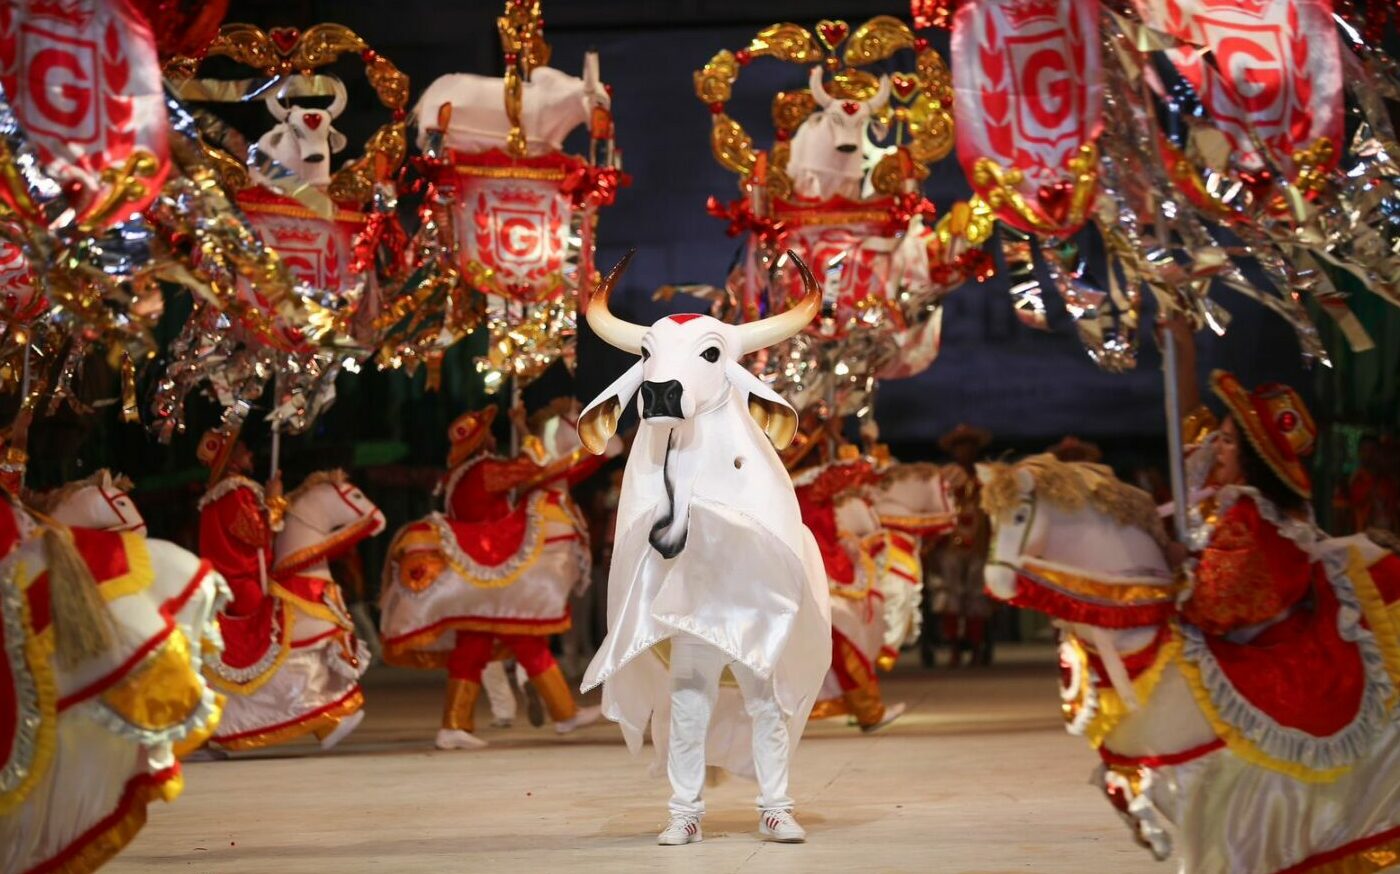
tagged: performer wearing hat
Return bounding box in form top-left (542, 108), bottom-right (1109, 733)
top-left (197, 427), bottom-right (283, 620)
top-left (1047, 435), bottom-right (1103, 465)
top-left (929, 424), bottom-right (994, 667)
top-left (1174, 371), bottom-right (1329, 629)
top-left (379, 406), bottom-right (606, 750)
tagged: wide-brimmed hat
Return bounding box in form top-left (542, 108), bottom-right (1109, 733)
top-left (1047, 435), bottom-right (1102, 464)
top-left (447, 406), bottom-right (498, 468)
top-left (1211, 370), bottom-right (1316, 498)
top-left (196, 427), bottom-right (239, 484)
top-left (938, 423), bottom-right (991, 453)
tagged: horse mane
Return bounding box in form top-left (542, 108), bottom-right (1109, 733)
top-left (27, 469), bottom-right (134, 514)
top-left (287, 469), bottom-right (349, 505)
top-left (981, 454), bottom-right (1168, 548)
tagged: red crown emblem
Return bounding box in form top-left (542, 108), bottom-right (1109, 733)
top-left (1005, 0), bottom-right (1060, 27)
top-left (272, 226), bottom-right (321, 245)
top-left (27, 0), bottom-right (93, 28)
top-left (496, 189), bottom-right (545, 206)
top-left (1201, 0), bottom-right (1269, 16)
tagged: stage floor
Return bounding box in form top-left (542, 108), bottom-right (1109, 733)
top-left (111, 647), bottom-right (1160, 873)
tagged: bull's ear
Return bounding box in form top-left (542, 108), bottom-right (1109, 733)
top-left (329, 129), bottom-right (347, 152)
top-left (725, 360), bottom-right (798, 450)
top-left (578, 361), bottom-right (644, 455)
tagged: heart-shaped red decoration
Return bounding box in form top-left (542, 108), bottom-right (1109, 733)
top-left (1035, 181), bottom-right (1074, 224)
top-left (890, 73), bottom-right (920, 102)
top-left (816, 20), bottom-right (849, 51)
top-left (303, 112), bottom-right (323, 130)
top-left (841, 101), bottom-right (861, 115)
top-left (269, 27), bottom-right (300, 55)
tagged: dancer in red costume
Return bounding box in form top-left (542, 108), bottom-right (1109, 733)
top-left (198, 429), bottom-right (379, 752)
top-left (380, 406), bottom-right (608, 749)
top-left (929, 424), bottom-right (993, 667)
top-left (196, 429), bottom-right (281, 618)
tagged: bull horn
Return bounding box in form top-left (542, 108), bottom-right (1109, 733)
top-left (808, 66), bottom-right (833, 109)
top-left (737, 251), bottom-right (820, 354)
top-left (327, 77), bottom-right (348, 118)
top-left (585, 249), bottom-right (646, 354)
top-left (264, 87), bottom-right (291, 122)
top-left (583, 50), bottom-right (600, 93)
top-left (867, 74), bottom-right (892, 111)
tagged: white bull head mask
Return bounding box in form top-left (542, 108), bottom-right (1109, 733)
top-left (577, 250), bottom-right (821, 455)
top-left (259, 79), bottom-right (349, 186)
top-left (808, 66), bottom-right (891, 153)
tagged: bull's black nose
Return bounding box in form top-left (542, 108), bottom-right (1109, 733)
top-left (641, 380), bottom-right (685, 419)
top-left (304, 154), bottom-right (327, 163)
top-left (835, 143), bottom-right (858, 154)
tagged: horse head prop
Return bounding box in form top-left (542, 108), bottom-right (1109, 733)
top-left (33, 470), bottom-right (146, 534)
top-left (274, 470), bottom-right (386, 576)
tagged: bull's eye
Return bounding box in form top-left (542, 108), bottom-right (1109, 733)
top-left (700, 346), bottom-right (720, 363)
top-left (641, 348), bottom-right (651, 361)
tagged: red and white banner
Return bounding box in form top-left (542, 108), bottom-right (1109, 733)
top-left (436, 150), bottom-right (581, 302)
top-left (773, 198), bottom-right (898, 341)
top-left (0, 233), bottom-right (42, 324)
top-left (1132, 0), bottom-right (1343, 179)
top-left (238, 186), bottom-right (366, 296)
top-left (0, 0), bottom-right (170, 227)
top-left (951, 0), bottom-right (1102, 233)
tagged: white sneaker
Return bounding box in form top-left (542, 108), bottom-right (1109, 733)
top-left (555, 704), bottom-right (602, 735)
top-left (657, 813), bottom-right (703, 846)
top-left (435, 728), bottom-right (489, 750)
top-left (759, 809), bottom-right (807, 843)
top-left (320, 709), bottom-right (365, 750)
top-left (860, 701), bottom-right (906, 734)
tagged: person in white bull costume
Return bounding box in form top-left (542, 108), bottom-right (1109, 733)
top-left (576, 250), bottom-right (831, 846)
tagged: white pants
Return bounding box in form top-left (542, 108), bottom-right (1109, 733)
top-left (667, 634), bottom-right (793, 816)
top-left (482, 660), bottom-right (527, 722)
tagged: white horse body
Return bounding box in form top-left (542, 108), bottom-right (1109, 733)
top-left (2, 484), bottom-right (228, 872)
top-left (979, 458), bottom-right (1400, 872)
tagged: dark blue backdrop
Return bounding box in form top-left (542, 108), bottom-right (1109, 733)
top-left (230, 0), bottom-right (1316, 452)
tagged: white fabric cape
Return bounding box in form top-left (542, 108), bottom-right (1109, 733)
top-left (580, 386), bottom-right (831, 779)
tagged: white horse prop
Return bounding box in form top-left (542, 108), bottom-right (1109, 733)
top-left (978, 455), bottom-right (1400, 873)
top-left (2, 485), bottom-right (228, 871)
top-left (208, 471), bottom-right (384, 752)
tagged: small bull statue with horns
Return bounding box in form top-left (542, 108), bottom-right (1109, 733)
top-left (577, 250), bottom-right (832, 847)
top-left (786, 67), bottom-right (892, 201)
top-left (248, 78), bottom-right (349, 189)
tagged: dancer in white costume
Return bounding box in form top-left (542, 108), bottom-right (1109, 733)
top-left (577, 252), bottom-right (831, 846)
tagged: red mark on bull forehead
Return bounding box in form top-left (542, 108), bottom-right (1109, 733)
top-left (668, 313), bottom-right (704, 324)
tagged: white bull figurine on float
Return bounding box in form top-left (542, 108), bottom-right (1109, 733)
top-left (249, 78), bottom-right (350, 188)
top-left (786, 67), bottom-right (892, 201)
top-left (576, 249), bottom-right (831, 843)
top-left (414, 52), bottom-right (608, 155)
